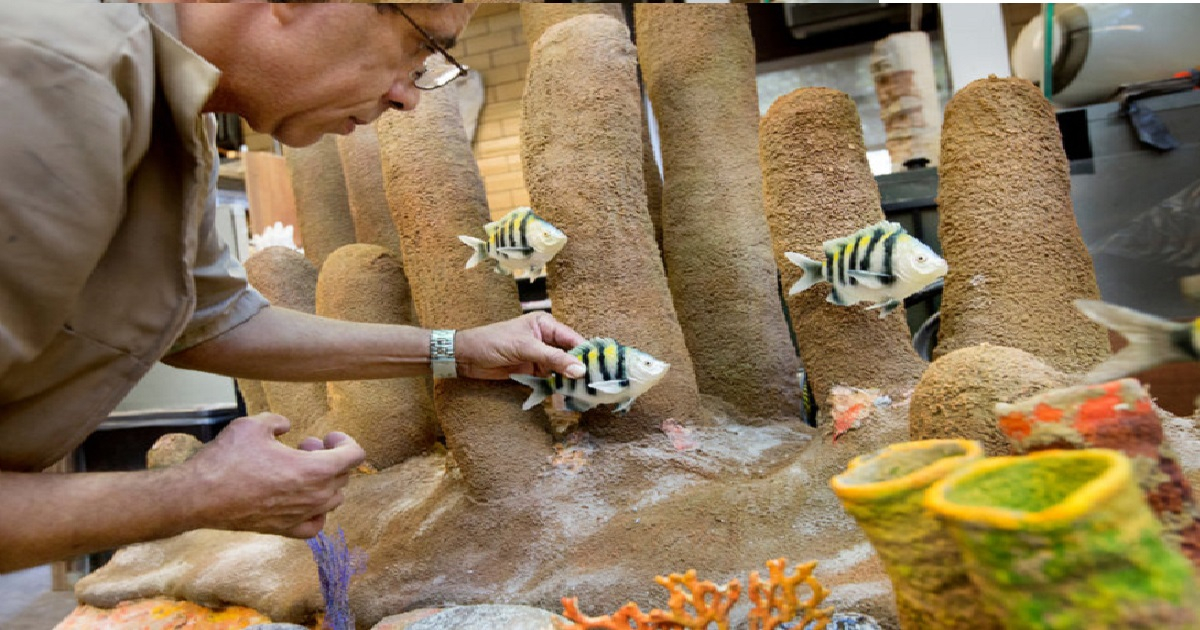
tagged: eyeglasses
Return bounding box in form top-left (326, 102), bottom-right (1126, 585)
top-left (394, 7), bottom-right (469, 90)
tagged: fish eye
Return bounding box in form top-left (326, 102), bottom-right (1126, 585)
top-left (916, 255), bottom-right (927, 263)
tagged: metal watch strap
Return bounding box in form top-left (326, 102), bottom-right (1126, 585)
top-left (429, 329), bottom-right (457, 379)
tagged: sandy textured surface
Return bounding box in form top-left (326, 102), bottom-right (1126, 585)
top-left (519, 4), bottom-right (666, 253)
top-left (910, 344), bottom-right (1071, 456)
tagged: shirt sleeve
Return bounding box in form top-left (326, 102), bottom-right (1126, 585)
top-left (0, 36), bottom-right (132, 376)
top-left (169, 125), bottom-right (270, 354)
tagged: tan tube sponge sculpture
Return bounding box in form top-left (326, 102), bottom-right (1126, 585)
top-left (522, 14), bottom-right (705, 440)
top-left (520, 3), bottom-right (666, 253)
top-left (760, 88), bottom-right (927, 407)
top-left (241, 248), bottom-right (329, 443)
top-left (242, 246), bottom-right (436, 469)
top-left (636, 4), bottom-right (802, 420)
top-left (316, 244), bottom-right (437, 468)
top-left (337, 126), bottom-right (403, 255)
top-left (377, 87), bottom-right (553, 500)
top-left (934, 77), bottom-right (1108, 373)
top-left (285, 135), bottom-right (357, 269)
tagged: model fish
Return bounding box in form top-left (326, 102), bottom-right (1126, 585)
top-left (459, 206), bottom-right (567, 278)
top-left (1075, 299), bottom-right (1200, 383)
top-left (784, 221), bottom-right (947, 318)
top-left (511, 338), bottom-right (669, 414)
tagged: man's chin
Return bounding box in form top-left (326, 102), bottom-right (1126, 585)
top-left (271, 129), bottom-right (323, 149)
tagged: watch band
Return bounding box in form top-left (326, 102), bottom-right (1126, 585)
top-left (429, 329), bottom-right (457, 379)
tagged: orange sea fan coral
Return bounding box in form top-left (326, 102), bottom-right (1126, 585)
top-left (747, 559), bottom-right (833, 630)
top-left (556, 558), bottom-right (832, 630)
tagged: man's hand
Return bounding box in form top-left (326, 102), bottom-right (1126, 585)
top-left (180, 413), bottom-right (366, 538)
top-left (454, 312), bottom-right (588, 380)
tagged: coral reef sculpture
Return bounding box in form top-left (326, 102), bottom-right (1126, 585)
top-left (830, 440), bottom-right (1001, 630)
top-left (556, 559), bottom-right (832, 630)
top-left (56, 599), bottom-right (273, 629)
top-left (996, 378), bottom-right (1200, 568)
top-left (926, 449), bottom-right (1200, 629)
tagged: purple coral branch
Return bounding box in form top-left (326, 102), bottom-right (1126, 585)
top-left (307, 527), bottom-right (368, 630)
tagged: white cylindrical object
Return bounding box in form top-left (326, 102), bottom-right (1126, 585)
top-left (871, 31), bottom-right (943, 170)
top-left (1012, 4), bottom-right (1200, 108)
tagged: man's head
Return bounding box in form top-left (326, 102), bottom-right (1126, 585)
top-left (178, 3), bottom-right (476, 147)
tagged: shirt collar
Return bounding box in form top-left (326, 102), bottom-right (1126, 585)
top-left (139, 4), bottom-right (222, 141)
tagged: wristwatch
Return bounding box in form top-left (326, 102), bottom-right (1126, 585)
top-left (429, 329), bottom-right (457, 379)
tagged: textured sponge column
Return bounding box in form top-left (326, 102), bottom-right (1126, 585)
top-left (377, 88), bottom-right (552, 500)
top-left (934, 77), bottom-right (1108, 373)
top-left (285, 136), bottom-right (356, 270)
top-left (636, 4), bottom-right (802, 421)
top-left (760, 88), bottom-right (927, 405)
top-left (522, 15), bottom-right (705, 440)
top-left (317, 244), bottom-right (437, 469)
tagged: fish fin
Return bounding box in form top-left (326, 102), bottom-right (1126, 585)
top-left (784, 252), bottom-right (824, 296)
top-left (826, 288), bottom-right (849, 306)
top-left (613, 398), bottom-right (635, 414)
top-left (510, 374), bottom-right (550, 410)
top-left (459, 235), bottom-right (487, 269)
top-left (1075, 299), bottom-right (1193, 382)
top-left (493, 266), bottom-right (511, 276)
top-left (865, 298), bottom-right (901, 318)
top-left (848, 270), bottom-right (891, 289)
top-left (590, 380), bottom-right (626, 394)
top-left (496, 247), bottom-right (531, 254)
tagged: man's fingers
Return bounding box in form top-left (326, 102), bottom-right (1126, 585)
top-left (247, 412), bottom-right (292, 438)
top-left (322, 431), bottom-right (353, 449)
top-left (532, 312), bottom-right (587, 350)
top-left (545, 347), bottom-right (586, 378)
top-left (290, 514), bottom-right (326, 539)
top-left (311, 434), bottom-right (367, 471)
top-left (297, 437), bottom-right (324, 452)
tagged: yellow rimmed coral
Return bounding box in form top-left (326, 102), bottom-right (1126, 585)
top-left (925, 448), bottom-right (1200, 629)
top-left (830, 439), bottom-right (1001, 630)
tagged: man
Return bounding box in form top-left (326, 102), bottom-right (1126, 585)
top-left (0, 3), bottom-right (587, 572)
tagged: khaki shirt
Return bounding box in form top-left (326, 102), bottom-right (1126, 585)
top-left (0, 4), bottom-right (269, 471)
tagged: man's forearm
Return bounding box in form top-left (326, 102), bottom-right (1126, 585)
top-left (0, 467), bottom-right (199, 573)
top-left (164, 306), bottom-right (434, 381)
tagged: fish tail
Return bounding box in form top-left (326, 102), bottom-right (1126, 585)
top-left (510, 373), bottom-right (553, 410)
top-left (1075, 299), bottom-right (1195, 383)
top-left (459, 235), bottom-right (487, 269)
top-left (784, 252), bottom-right (824, 296)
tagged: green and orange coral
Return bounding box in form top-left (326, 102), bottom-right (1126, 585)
top-left (556, 558), bottom-right (833, 630)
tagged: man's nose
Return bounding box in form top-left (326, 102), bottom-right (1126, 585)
top-left (387, 79), bottom-right (421, 112)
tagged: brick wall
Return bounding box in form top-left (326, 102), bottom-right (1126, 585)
top-left (452, 5), bottom-right (531, 221)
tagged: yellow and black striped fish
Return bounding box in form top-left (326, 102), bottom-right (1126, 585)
top-left (511, 338), bottom-right (670, 414)
top-left (1076, 299), bottom-right (1200, 383)
top-left (459, 206), bottom-right (567, 279)
top-left (784, 221), bottom-right (947, 318)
